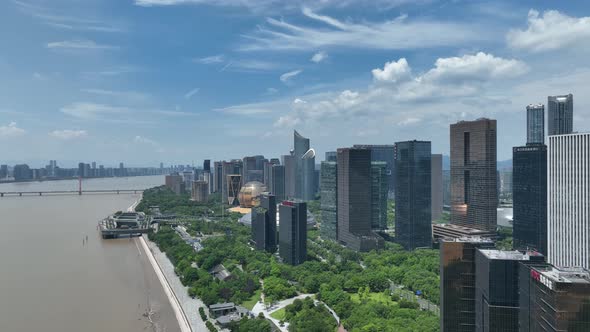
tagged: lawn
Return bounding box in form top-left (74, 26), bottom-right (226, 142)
top-left (350, 292), bottom-right (393, 304)
top-left (242, 289), bottom-right (261, 310)
top-left (270, 307), bottom-right (286, 321)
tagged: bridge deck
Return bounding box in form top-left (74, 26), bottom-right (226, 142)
top-left (0, 190), bottom-right (144, 197)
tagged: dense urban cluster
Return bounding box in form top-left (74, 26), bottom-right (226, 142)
top-left (141, 93), bottom-right (589, 331)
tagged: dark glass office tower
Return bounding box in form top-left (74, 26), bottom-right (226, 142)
top-left (474, 250), bottom-right (545, 332)
top-left (450, 119), bottom-right (497, 231)
top-left (320, 161), bottom-right (338, 241)
top-left (353, 144), bottom-right (396, 195)
top-left (270, 165), bottom-right (285, 202)
top-left (512, 145), bottom-right (547, 255)
top-left (519, 264), bottom-right (590, 332)
top-left (431, 154), bottom-right (443, 222)
top-left (440, 237), bottom-right (494, 332)
top-left (337, 148), bottom-right (384, 252)
top-left (394, 141), bottom-right (432, 250)
top-left (547, 94), bottom-right (573, 135)
top-left (325, 151), bottom-right (337, 162)
top-left (370, 161), bottom-right (388, 231)
top-left (282, 154), bottom-right (296, 199)
top-left (279, 201), bottom-right (307, 265)
top-left (293, 130), bottom-right (316, 201)
top-left (203, 159), bottom-right (211, 172)
top-left (252, 194), bottom-right (277, 253)
top-left (526, 104), bottom-right (545, 144)
top-left (214, 161), bottom-right (223, 193)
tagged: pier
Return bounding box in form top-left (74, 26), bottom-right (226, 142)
top-left (99, 211), bottom-right (151, 239)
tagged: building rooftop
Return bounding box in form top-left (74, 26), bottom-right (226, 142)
top-left (536, 266), bottom-right (590, 285)
top-left (442, 236), bottom-right (494, 243)
top-left (209, 302), bottom-right (235, 310)
top-left (478, 249), bottom-right (530, 260)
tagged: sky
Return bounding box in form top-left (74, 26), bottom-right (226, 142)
top-left (1, 0), bottom-right (590, 167)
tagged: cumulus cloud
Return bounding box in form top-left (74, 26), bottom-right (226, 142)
top-left (372, 58), bottom-right (412, 82)
top-left (507, 9), bottom-right (590, 52)
top-left (49, 130), bottom-right (88, 139)
top-left (0, 122), bottom-right (26, 137)
top-left (272, 52), bottom-right (528, 128)
top-left (280, 70), bottom-right (302, 83)
top-left (311, 51), bottom-right (328, 63)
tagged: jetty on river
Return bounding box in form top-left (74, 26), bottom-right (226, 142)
top-left (99, 211), bottom-right (151, 239)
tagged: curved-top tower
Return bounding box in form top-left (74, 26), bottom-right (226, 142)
top-left (293, 130), bottom-right (316, 201)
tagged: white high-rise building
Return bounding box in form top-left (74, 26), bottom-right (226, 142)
top-left (548, 133), bottom-right (590, 269)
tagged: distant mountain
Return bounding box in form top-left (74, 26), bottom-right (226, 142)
top-left (441, 155), bottom-right (512, 170)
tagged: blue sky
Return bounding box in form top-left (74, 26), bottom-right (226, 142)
top-left (1, 0), bottom-right (590, 167)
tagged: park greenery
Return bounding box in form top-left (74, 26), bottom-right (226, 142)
top-left (282, 297), bottom-right (338, 332)
top-left (141, 186), bottom-right (440, 331)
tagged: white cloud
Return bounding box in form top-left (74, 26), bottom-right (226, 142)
top-left (222, 60), bottom-right (283, 72)
top-left (46, 39), bottom-right (118, 51)
top-left (280, 70), bottom-right (302, 83)
top-left (60, 102), bottom-right (128, 120)
top-left (272, 52), bottom-right (528, 128)
top-left (134, 135), bottom-right (157, 145)
top-left (507, 9), bottom-right (590, 52)
top-left (240, 8), bottom-right (484, 51)
top-left (49, 129), bottom-right (88, 139)
top-left (265, 87), bottom-right (279, 95)
top-left (184, 87), bottom-right (200, 99)
top-left (311, 51), bottom-right (328, 63)
top-left (0, 122), bottom-right (25, 137)
top-left (80, 89), bottom-right (151, 104)
top-left (194, 54), bottom-right (225, 64)
top-left (372, 58), bottom-right (411, 82)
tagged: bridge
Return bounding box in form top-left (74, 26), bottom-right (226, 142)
top-left (0, 177), bottom-right (145, 197)
top-left (0, 189), bottom-right (144, 197)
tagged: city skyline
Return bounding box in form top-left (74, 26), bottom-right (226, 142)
top-left (1, 1), bottom-right (590, 164)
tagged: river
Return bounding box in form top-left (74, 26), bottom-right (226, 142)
top-left (0, 176), bottom-right (181, 332)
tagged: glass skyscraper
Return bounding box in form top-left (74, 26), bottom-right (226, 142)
top-left (450, 119), bottom-right (497, 231)
top-left (547, 94), bottom-right (573, 136)
top-left (293, 130), bottom-right (316, 201)
top-left (279, 201), bottom-right (307, 265)
top-left (370, 161), bottom-right (388, 231)
top-left (252, 194), bottom-right (277, 253)
top-left (526, 104), bottom-right (544, 144)
top-left (394, 140), bottom-right (432, 250)
top-left (320, 161), bottom-right (338, 241)
top-left (353, 144), bottom-right (395, 195)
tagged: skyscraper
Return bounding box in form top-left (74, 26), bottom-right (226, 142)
top-left (243, 155), bottom-right (265, 183)
top-left (270, 165), bottom-right (285, 202)
top-left (519, 264), bottom-right (590, 331)
top-left (263, 158), bottom-right (280, 188)
top-left (450, 118), bottom-right (497, 231)
top-left (440, 237), bottom-right (494, 332)
top-left (353, 144), bottom-right (396, 195)
top-left (213, 161), bottom-right (223, 193)
top-left (282, 154), bottom-right (296, 199)
top-left (370, 161), bottom-right (388, 231)
top-left (279, 200), bottom-right (307, 265)
top-left (526, 104), bottom-right (545, 144)
top-left (203, 159), bottom-right (211, 172)
top-left (227, 174), bottom-right (242, 206)
top-left (394, 141), bottom-right (432, 250)
top-left (252, 194), bottom-right (277, 253)
top-left (320, 161), bottom-right (337, 241)
top-left (548, 132), bottom-right (590, 269)
top-left (547, 94), bottom-right (573, 136)
top-left (431, 154), bottom-right (443, 222)
top-left (474, 249), bottom-right (544, 332)
top-left (293, 130), bottom-right (316, 201)
top-left (165, 174), bottom-right (184, 194)
top-left (325, 151), bottom-right (337, 162)
top-left (191, 180), bottom-right (209, 202)
top-left (513, 145), bottom-right (547, 255)
top-left (337, 148), bottom-right (383, 252)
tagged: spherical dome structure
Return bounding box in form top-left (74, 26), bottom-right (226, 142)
top-left (238, 181), bottom-right (267, 208)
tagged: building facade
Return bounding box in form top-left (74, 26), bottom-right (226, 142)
top-left (548, 133), bottom-right (590, 269)
top-left (337, 148), bottom-right (383, 252)
top-left (353, 144), bottom-right (396, 195)
top-left (227, 174), bottom-right (242, 206)
top-left (440, 237), bottom-right (495, 332)
top-left (252, 194), bottom-right (277, 253)
top-left (394, 141), bottom-right (432, 250)
top-left (432, 154), bottom-right (443, 222)
top-left (191, 180), bottom-right (209, 202)
top-left (270, 165), bottom-right (285, 202)
top-left (512, 144), bottom-right (547, 255)
top-left (279, 201), bottom-right (307, 265)
top-left (320, 161), bottom-right (338, 241)
top-left (474, 250), bottom-right (544, 332)
top-left (165, 174), bottom-right (184, 194)
top-left (519, 264), bottom-right (590, 331)
top-left (450, 119), bottom-right (498, 231)
top-left (548, 94), bottom-right (573, 136)
top-left (526, 104), bottom-right (545, 144)
top-left (282, 154), bottom-right (296, 199)
top-left (293, 131), bottom-right (316, 201)
top-left (370, 161), bottom-right (388, 231)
